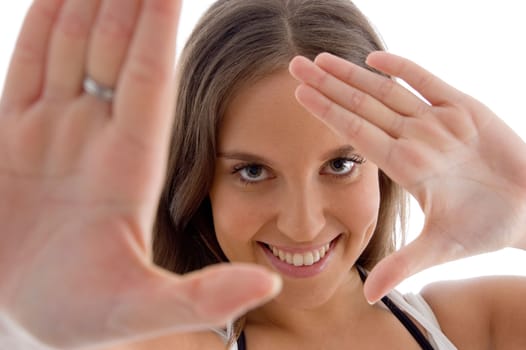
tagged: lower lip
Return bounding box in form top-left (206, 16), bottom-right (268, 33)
top-left (259, 237), bottom-right (339, 278)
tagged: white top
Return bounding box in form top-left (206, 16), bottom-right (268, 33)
top-left (214, 290), bottom-right (458, 350)
top-left (385, 290), bottom-right (458, 349)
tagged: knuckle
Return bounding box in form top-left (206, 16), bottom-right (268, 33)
top-left (320, 99), bottom-right (362, 137)
top-left (319, 98), bottom-right (334, 121)
top-left (414, 101), bottom-right (431, 116)
top-left (126, 52), bottom-right (171, 86)
top-left (406, 146), bottom-right (429, 173)
top-left (145, 0), bottom-right (178, 18)
top-left (348, 89), bottom-right (365, 112)
top-left (13, 38), bottom-right (41, 67)
top-left (442, 105), bottom-right (476, 139)
top-left (314, 70), bottom-right (330, 90)
top-left (384, 140), bottom-right (397, 168)
top-left (31, 0), bottom-right (58, 23)
top-left (344, 64), bottom-right (358, 83)
top-left (55, 10), bottom-right (90, 39)
top-left (10, 1), bottom-right (56, 69)
top-left (416, 72), bottom-right (435, 92)
top-left (96, 11), bottom-right (134, 41)
top-left (386, 140), bottom-right (427, 177)
top-left (343, 113), bottom-right (363, 137)
top-left (415, 119), bottom-right (447, 144)
top-left (396, 58), bottom-right (410, 77)
top-left (376, 78), bottom-right (395, 101)
top-left (389, 116), bottom-right (405, 137)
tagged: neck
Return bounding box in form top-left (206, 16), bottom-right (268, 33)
top-left (245, 266), bottom-right (374, 336)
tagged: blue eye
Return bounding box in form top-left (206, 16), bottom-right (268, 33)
top-left (328, 159), bottom-right (354, 175)
top-left (234, 164), bottom-right (270, 184)
top-left (322, 157), bottom-right (365, 177)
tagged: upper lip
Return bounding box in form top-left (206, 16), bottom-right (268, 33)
top-left (259, 234), bottom-right (340, 253)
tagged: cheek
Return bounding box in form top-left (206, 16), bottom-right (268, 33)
top-left (209, 184), bottom-right (270, 260)
top-left (335, 169), bottom-right (381, 237)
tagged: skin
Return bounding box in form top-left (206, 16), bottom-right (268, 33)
top-left (115, 67), bottom-right (526, 349)
top-left (290, 52), bottom-right (526, 301)
top-left (0, 1), bottom-right (279, 349)
top-left (207, 70), bottom-right (428, 348)
top-left (1, 0), bottom-right (526, 349)
top-left (210, 70), bottom-right (380, 311)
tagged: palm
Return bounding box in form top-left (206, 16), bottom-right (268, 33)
top-left (394, 99), bottom-right (526, 258)
top-left (289, 51), bottom-right (526, 303)
top-left (1, 99), bottom-right (159, 344)
top-left (0, 1), bottom-right (278, 349)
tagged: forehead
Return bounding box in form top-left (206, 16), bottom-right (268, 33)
top-left (218, 70), bottom-right (347, 155)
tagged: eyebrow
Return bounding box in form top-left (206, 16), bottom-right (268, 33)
top-left (217, 145), bottom-right (357, 164)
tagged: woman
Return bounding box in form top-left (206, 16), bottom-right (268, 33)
top-left (0, 0), bottom-right (525, 349)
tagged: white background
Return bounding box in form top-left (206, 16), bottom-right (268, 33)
top-left (1, 1), bottom-right (525, 292)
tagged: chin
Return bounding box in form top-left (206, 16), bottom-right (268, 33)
top-left (269, 266), bottom-right (355, 310)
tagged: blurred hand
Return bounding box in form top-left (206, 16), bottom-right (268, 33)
top-left (0, 1), bottom-right (280, 349)
top-left (289, 51), bottom-right (526, 303)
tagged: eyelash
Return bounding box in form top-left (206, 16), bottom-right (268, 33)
top-left (323, 155), bottom-right (366, 178)
top-left (232, 156), bottom-right (366, 186)
top-left (232, 163), bottom-right (270, 186)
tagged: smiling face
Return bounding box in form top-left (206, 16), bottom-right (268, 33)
top-left (209, 70), bottom-right (381, 308)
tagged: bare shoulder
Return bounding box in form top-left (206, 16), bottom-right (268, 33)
top-left (100, 330), bottom-right (227, 350)
top-left (421, 275), bottom-right (526, 350)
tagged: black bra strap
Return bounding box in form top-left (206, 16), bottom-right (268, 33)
top-left (237, 330), bottom-right (247, 350)
top-left (356, 265), bottom-right (435, 350)
top-left (237, 267), bottom-right (435, 350)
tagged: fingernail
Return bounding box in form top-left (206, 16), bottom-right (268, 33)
top-left (366, 297), bottom-right (379, 305)
top-left (364, 291), bottom-right (381, 305)
top-left (269, 273), bottom-right (283, 296)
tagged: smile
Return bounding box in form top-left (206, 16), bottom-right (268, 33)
top-left (268, 243), bottom-right (330, 266)
top-left (259, 235), bottom-right (340, 278)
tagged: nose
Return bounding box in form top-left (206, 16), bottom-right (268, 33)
top-left (276, 182), bottom-right (326, 242)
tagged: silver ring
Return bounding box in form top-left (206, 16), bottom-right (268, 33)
top-left (83, 76), bottom-right (115, 102)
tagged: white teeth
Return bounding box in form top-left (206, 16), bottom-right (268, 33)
top-left (268, 242), bottom-right (332, 267)
top-left (313, 250), bottom-right (320, 262)
top-left (293, 254), bottom-right (303, 266)
top-left (303, 252), bottom-right (314, 266)
top-left (278, 250), bottom-right (285, 261)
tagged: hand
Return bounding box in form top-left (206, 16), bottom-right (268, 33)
top-left (0, 1), bottom-right (280, 349)
top-left (289, 52), bottom-right (526, 303)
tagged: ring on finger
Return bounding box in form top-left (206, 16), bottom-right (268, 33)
top-left (83, 75), bottom-right (115, 103)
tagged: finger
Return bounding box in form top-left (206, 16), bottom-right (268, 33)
top-left (113, 0), bottom-right (181, 147)
top-left (44, 0), bottom-right (101, 99)
top-left (314, 52), bottom-right (432, 118)
top-left (1, 0), bottom-right (65, 111)
top-left (86, 0), bottom-right (142, 89)
top-left (107, 264), bottom-right (282, 335)
top-left (290, 55), bottom-right (406, 138)
top-left (363, 233), bottom-right (454, 304)
top-left (366, 51), bottom-right (463, 106)
top-left (178, 264), bottom-right (282, 324)
top-left (294, 83), bottom-right (397, 165)
top-left (294, 81), bottom-right (446, 188)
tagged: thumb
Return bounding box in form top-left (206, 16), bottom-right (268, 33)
top-left (106, 263), bottom-right (282, 339)
top-left (177, 263), bottom-right (282, 324)
top-left (363, 232), bottom-right (451, 304)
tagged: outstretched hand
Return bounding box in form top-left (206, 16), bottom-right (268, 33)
top-left (0, 1), bottom-right (280, 349)
top-left (289, 51), bottom-right (526, 303)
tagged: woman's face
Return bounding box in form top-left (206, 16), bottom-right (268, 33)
top-left (209, 70), bottom-right (380, 308)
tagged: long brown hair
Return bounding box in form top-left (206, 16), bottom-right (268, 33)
top-left (154, 0), bottom-right (407, 340)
